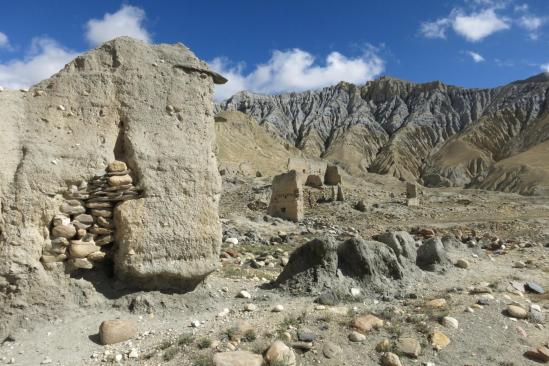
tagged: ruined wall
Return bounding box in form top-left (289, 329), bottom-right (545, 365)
top-left (0, 37), bottom-right (226, 338)
top-left (287, 157), bottom-right (327, 177)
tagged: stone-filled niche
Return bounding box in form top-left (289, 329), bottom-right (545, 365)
top-left (41, 160), bottom-right (140, 271)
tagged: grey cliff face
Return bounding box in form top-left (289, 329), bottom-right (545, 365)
top-left (219, 75), bottom-right (549, 192)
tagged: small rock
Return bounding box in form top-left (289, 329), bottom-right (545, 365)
top-left (128, 349), bottom-right (138, 359)
top-left (51, 224), bottom-right (76, 239)
top-left (265, 341), bottom-right (296, 366)
top-left (316, 290), bottom-right (338, 306)
top-left (297, 328), bottom-right (316, 342)
top-left (290, 341), bottom-right (313, 351)
top-left (323, 341), bottom-right (342, 359)
top-left (225, 237), bottom-right (239, 245)
top-left (227, 320), bottom-right (253, 341)
top-left (430, 331), bottom-right (450, 350)
top-left (237, 290), bottom-right (251, 299)
top-left (441, 316), bottom-right (459, 329)
top-left (52, 214), bottom-right (70, 227)
top-left (455, 259), bottom-right (469, 269)
top-left (470, 286), bottom-right (492, 294)
top-left (376, 338), bottom-right (392, 352)
top-left (396, 337), bottom-right (421, 358)
top-left (352, 314), bottom-right (384, 332)
top-left (381, 352), bottom-right (403, 366)
top-left (244, 303), bottom-right (257, 312)
top-left (69, 258), bottom-right (93, 269)
top-left (425, 298), bottom-right (447, 308)
top-left (506, 304), bottom-right (528, 319)
top-left (107, 160), bottom-right (127, 172)
top-left (280, 332), bottom-right (292, 342)
top-left (349, 331), bottom-right (366, 342)
top-left (272, 305), bottom-right (284, 312)
top-left (108, 174), bottom-right (133, 187)
top-left (525, 282), bottom-right (545, 294)
top-left (524, 346), bottom-right (549, 363)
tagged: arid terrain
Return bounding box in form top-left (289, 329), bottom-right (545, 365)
top-left (0, 38), bottom-right (548, 366)
top-left (1, 171), bottom-right (548, 366)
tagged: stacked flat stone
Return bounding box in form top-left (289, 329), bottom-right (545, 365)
top-left (42, 161), bottom-right (139, 270)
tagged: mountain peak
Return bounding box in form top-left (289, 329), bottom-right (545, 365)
top-left (512, 72), bottom-right (549, 85)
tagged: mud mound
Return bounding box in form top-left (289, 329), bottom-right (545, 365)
top-left (275, 235), bottom-right (421, 296)
top-left (275, 232), bottom-right (467, 297)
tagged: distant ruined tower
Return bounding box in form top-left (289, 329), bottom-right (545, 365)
top-left (268, 170), bottom-right (304, 222)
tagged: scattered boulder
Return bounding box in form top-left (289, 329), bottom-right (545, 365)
top-left (265, 341), bottom-right (296, 366)
top-left (323, 341), bottom-right (342, 359)
top-left (352, 314), bottom-right (384, 333)
top-left (506, 304), bottom-right (528, 319)
top-left (441, 316), bottom-right (459, 329)
top-left (426, 298), bottom-right (447, 308)
top-left (455, 259), bottom-right (469, 269)
top-left (524, 346), bottom-right (549, 363)
top-left (227, 320), bottom-right (253, 341)
top-left (416, 237), bottom-right (450, 270)
top-left (376, 338), bottom-right (392, 352)
top-left (349, 331), bottom-right (366, 342)
top-left (99, 320), bottom-right (137, 345)
top-left (381, 352), bottom-right (403, 366)
top-left (430, 331), bottom-right (450, 349)
top-left (396, 337), bottom-right (421, 358)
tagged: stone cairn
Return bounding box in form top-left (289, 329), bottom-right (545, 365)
top-left (41, 161), bottom-right (140, 270)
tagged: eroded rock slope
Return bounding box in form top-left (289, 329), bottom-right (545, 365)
top-left (219, 74), bottom-right (549, 194)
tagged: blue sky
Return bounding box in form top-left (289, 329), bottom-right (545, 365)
top-left (0, 0), bottom-right (548, 99)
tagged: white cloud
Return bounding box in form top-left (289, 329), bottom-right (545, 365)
top-left (0, 37), bottom-right (78, 89)
top-left (518, 15), bottom-right (543, 30)
top-left (210, 48), bottom-right (384, 101)
top-left (452, 9), bottom-right (510, 41)
top-left (514, 4), bottom-right (529, 12)
top-left (0, 32), bottom-right (9, 49)
top-left (467, 51), bottom-right (485, 62)
top-left (85, 5), bottom-right (150, 46)
top-left (420, 18), bottom-right (451, 39)
top-left (541, 63), bottom-right (549, 72)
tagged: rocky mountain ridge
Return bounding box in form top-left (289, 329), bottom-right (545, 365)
top-left (218, 73), bottom-right (549, 194)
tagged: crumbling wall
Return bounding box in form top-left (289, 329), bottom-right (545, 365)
top-left (0, 37), bottom-right (226, 339)
top-left (324, 164), bottom-right (342, 185)
top-left (287, 157), bottom-right (327, 177)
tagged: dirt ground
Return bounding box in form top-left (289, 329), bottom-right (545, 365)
top-left (1, 173), bottom-right (548, 366)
